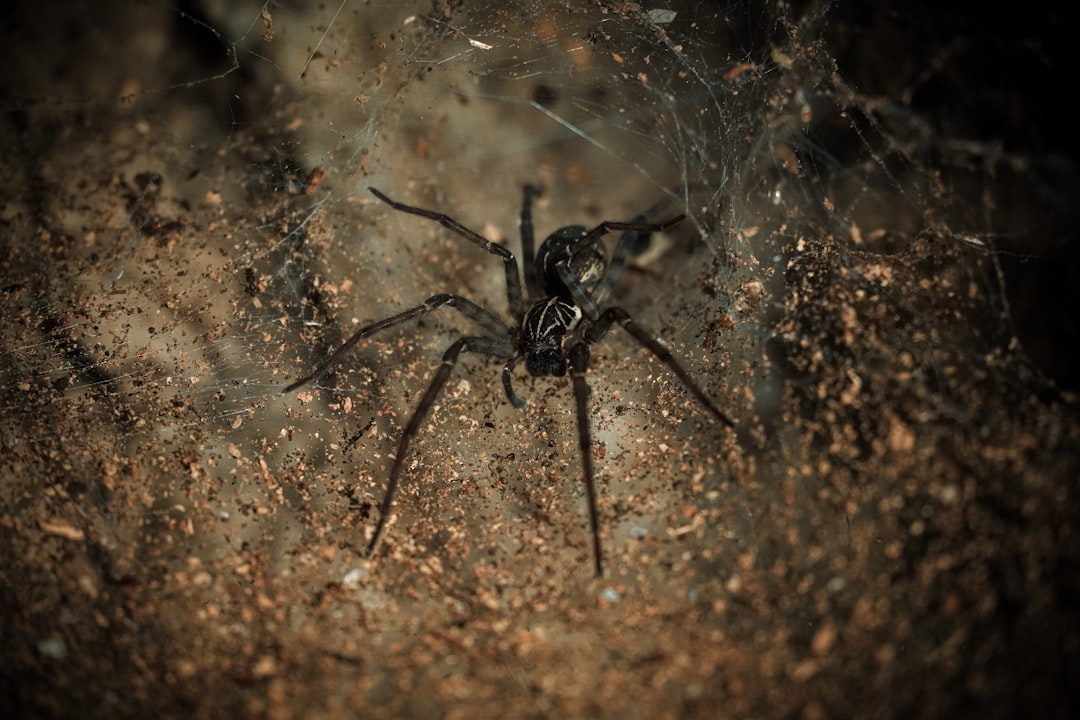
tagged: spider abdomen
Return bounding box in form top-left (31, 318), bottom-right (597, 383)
top-left (536, 226), bottom-right (607, 299)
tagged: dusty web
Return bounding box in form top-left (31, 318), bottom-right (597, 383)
top-left (1, 1), bottom-right (1077, 718)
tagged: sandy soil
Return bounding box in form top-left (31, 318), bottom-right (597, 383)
top-left (1, 1), bottom-right (1077, 718)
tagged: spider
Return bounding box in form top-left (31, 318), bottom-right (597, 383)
top-left (285, 185), bottom-right (734, 577)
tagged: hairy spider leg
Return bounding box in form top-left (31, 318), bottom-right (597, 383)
top-left (568, 341), bottom-right (604, 577)
top-left (586, 306), bottom-right (735, 428)
top-left (369, 187), bottom-right (526, 326)
top-left (366, 335), bottom-right (516, 558)
top-left (283, 293), bottom-right (508, 393)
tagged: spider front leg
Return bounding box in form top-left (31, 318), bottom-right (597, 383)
top-left (366, 335), bottom-right (516, 558)
top-left (587, 306), bottom-right (735, 427)
top-left (568, 341), bottom-right (604, 577)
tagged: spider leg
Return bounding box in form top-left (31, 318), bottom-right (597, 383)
top-left (599, 191), bottom-right (689, 303)
top-left (595, 214), bottom-right (650, 304)
top-left (586, 306), bottom-right (735, 428)
top-left (519, 185), bottom-right (543, 299)
top-left (568, 341), bottom-right (604, 577)
top-left (366, 335), bottom-right (516, 558)
top-left (369, 187), bottom-right (526, 325)
top-left (284, 293), bottom-right (509, 393)
top-left (574, 214), bottom-right (686, 254)
top-left (552, 213), bottom-right (688, 320)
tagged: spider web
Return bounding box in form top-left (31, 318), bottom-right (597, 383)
top-left (1, 1), bottom-right (1077, 718)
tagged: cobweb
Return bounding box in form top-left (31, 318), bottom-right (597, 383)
top-left (1, 1), bottom-right (1077, 718)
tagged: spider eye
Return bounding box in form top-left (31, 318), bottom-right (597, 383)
top-left (524, 348), bottom-right (567, 377)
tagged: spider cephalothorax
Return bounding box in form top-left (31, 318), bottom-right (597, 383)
top-left (285, 185), bottom-right (734, 577)
top-left (521, 296), bottom-right (582, 378)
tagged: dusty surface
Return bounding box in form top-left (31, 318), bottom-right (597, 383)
top-left (1, 1), bottom-right (1077, 719)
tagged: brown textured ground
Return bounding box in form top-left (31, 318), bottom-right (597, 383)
top-left (1, 2), bottom-right (1077, 719)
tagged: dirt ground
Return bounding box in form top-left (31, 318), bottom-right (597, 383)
top-left (1, 2), bottom-right (1077, 719)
